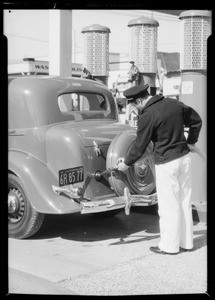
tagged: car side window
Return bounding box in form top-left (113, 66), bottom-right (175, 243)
top-left (58, 93), bottom-right (107, 113)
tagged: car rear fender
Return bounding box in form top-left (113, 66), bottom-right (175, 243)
top-left (8, 151), bottom-right (81, 214)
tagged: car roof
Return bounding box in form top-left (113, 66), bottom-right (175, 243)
top-left (8, 75), bottom-right (109, 93)
top-left (8, 75), bottom-right (116, 129)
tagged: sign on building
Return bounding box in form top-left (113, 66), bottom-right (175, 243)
top-left (8, 58), bottom-right (83, 77)
top-left (125, 104), bottom-right (138, 128)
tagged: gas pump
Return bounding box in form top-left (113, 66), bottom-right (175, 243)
top-left (81, 24), bottom-right (110, 85)
top-left (127, 15), bottom-right (159, 95)
top-left (125, 15), bottom-right (159, 127)
top-left (179, 10), bottom-right (212, 206)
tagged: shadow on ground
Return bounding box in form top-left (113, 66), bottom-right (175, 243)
top-left (31, 205), bottom-right (160, 242)
top-left (31, 204), bottom-right (206, 250)
top-left (193, 229), bottom-right (207, 250)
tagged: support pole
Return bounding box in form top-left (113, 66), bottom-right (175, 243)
top-left (49, 10), bottom-right (72, 76)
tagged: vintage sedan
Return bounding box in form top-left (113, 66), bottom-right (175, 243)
top-left (8, 75), bottom-right (157, 239)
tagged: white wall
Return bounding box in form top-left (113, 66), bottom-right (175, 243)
top-left (163, 74), bottom-right (181, 97)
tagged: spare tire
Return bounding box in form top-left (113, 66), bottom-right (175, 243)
top-left (106, 130), bottom-right (156, 197)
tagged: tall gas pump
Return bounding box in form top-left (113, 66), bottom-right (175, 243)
top-left (81, 24), bottom-right (110, 85)
top-left (125, 16), bottom-right (159, 127)
top-left (179, 10), bottom-right (212, 207)
top-left (127, 15), bottom-right (159, 95)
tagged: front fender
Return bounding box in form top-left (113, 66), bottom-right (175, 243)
top-left (8, 150), bottom-right (81, 214)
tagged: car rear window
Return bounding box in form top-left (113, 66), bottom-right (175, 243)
top-left (58, 93), bottom-right (108, 113)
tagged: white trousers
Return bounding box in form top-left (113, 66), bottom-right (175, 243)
top-left (155, 153), bottom-right (193, 253)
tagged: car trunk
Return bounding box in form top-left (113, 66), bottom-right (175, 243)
top-left (63, 120), bottom-right (132, 147)
top-left (61, 120), bottom-right (134, 199)
top-left (46, 120), bottom-right (135, 201)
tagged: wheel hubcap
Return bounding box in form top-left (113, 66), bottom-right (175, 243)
top-left (8, 188), bottom-right (25, 223)
top-left (8, 194), bottom-right (19, 213)
top-left (126, 156), bottom-right (155, 195)
top-left (135, 160), bottom-right (148, 177)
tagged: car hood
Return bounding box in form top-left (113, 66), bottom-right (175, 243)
top-left (63, 121), bottom-right (133, 147)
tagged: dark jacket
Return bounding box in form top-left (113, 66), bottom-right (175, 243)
top-left (124, 94), bottom-right (202, 166)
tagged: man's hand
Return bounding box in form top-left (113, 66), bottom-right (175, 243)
top-left (117, 157), bottom-right (130, 172)
top-left (187, 144), bottom-right (197, 152)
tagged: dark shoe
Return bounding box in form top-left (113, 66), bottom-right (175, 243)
top-left (150, 246), bottom-right (179, 255)
top-left (180, 247), bottom-right (194, 252)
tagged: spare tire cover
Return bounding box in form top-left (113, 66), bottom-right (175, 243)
top-left (106, 130), bottom-right (156, 196)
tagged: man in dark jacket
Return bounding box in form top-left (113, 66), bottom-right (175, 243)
top-left (117, 84), bottom-right (202, 255)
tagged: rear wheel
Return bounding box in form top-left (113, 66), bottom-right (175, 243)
top-left (8, 174), bottom-right (45, 239)
top-left (106, 130), bottom-right (156, 198)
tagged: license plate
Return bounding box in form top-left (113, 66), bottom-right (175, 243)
top-left (59, 166), bottom-right (84, 187)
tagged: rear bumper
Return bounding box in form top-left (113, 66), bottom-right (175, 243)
top-left (80, 188), bottom-right (157, 215)
top-left (52, 184), bottom-right (157, 215)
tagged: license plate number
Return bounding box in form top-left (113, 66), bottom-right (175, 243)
top-left (59, 166), bottom-right (84, 187)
